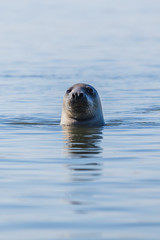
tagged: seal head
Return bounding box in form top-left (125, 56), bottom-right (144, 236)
top-left (60, 83), bottom-right (104, 126)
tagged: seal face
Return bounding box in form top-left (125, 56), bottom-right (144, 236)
top-left (60, 83), bottom-right (104, 126)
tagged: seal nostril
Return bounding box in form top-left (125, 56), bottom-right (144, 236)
top-left (79, 92), bottom-right (83, 98)
top-left (72, 93), bottom-right (75, 99)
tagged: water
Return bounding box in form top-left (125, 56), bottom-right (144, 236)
top-left (0, 0), bottom-right (160, 239)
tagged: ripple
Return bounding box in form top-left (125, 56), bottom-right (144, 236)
top-left (0, 115), bottom-right (60, 126)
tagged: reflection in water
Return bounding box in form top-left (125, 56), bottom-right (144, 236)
top-left (62, 126), bottom-right (103, 158)
top-left (66, 158), bottom-right (103, 211)
top-left (67, 161), bottom-right (102, 183)
top-left (62, 126), bottom-right (104, 210)
top-left (66, 158), bottom-right (103, 212)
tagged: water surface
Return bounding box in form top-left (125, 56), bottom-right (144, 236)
top-left (0, 0), bottom-right (160, 239)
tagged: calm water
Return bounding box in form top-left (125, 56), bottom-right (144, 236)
top-left (0, 0), bottom-right (160, 239)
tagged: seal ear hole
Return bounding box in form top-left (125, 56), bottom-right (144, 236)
top-left (66, 87), bottom-right (72, 94)
top-left (86, 87), bottom-right (94, 95)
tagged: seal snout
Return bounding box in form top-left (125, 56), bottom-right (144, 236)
top-left (72, 91), bottom-right (84, 101)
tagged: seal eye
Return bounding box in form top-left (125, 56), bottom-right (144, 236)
top-left (66, 87), bottom-right (72, 94)
top-left (87, 87), bottom-right (94, 95)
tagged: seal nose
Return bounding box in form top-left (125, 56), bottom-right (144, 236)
top-left (72, 91), bottom-right (83, 100)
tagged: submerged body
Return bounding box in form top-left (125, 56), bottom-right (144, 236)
top-left (60, 83), bottom-right (104, 126)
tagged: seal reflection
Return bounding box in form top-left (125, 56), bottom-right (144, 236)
top-left (62, 126), bottom-right (103, 211)
top-left (62, 126), bottom-right (103, 158)
top-left (62, 125), bottom-right (103, 181)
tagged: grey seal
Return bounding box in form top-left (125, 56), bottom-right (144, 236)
top-left (60, 83), bottom-right (104, 126)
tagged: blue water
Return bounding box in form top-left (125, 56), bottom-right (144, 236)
top-left (0, 0), bottom-right (160, 239)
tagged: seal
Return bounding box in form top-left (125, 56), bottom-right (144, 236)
top-left (60, 83), bottom-right (104, 126)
